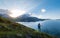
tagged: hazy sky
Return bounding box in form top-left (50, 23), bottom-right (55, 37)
top-left (0, 0), bottom-right (60, 19)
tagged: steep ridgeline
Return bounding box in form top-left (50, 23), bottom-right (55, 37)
top-left (0, 16), bottom-right (56, 38)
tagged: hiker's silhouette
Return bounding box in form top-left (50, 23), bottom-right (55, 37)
top-left (38, 23), bottom-right (41, 31)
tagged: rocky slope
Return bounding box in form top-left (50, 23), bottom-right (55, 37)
top-left (0, 16), bottom-right (56, 38)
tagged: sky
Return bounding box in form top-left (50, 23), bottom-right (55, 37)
top-left (0, 0), bottom-right (60, 19)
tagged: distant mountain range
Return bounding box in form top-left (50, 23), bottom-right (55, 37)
top-left (16, 17), bottom-right (46, 22)
top-left (16, 14), bottom-right (48, 22)
top-left (0, 9), bottom-right (49, 22)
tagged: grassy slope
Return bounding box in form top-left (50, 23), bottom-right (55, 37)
top-left (0, 16), bottom-right (56, 38)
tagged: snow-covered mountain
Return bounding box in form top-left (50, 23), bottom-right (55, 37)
top-left (16, 14), bottom-right (46, 22)
top-left (0, 9), bottom-right (48, 22)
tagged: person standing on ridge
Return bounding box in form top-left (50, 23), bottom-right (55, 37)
top-left (38, 23), bottom-right (41, 31)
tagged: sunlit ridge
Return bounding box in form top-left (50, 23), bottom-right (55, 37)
top-left (9, 9), bottom-right (26, 18)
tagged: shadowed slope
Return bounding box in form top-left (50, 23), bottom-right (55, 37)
top-left (0, 16), bottom-right (56, 38)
